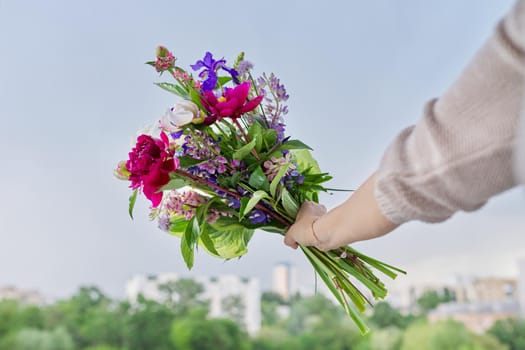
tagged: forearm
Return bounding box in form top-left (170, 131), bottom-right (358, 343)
top-left (375, 1), bottom-right (524, 224)
top-left (314, 173), bottom-right (398, 250)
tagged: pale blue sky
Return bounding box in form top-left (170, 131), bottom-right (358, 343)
top-left (0, 0), bottom-right (523, 299)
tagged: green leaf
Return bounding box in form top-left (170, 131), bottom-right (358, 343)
top-left (238, 197), bottom-right (250, 220)
top-left (128, 189), bottom-right (138, 219)
top-left (205, 226), bottom-right (254, 259)
top-left (160, 178), bottom-right (190, 191)
top-left (281, 188), bottom-right (299, 218)
top-left (280, 139), bottom-right (313, 150)
top-left (291, 149), bottom-right (321, 174)
top-left (169, 218), bottom-right (188, 236)
top-left (199, 224), bottom-right (220, 256)
top-left (181, 218), bottom-right (199, 269)
top-left (233, 138), bottom-right (257, 160)
top-left (217, 76), bottom-right (232, 86)
top-left (210, 216), bottom-right (246, 231)
top-left (241, 190), bottom-right (270, 219)
top-left (155, 82), bottom-right (188, 98)
top-left (178, 156), bottom-right (205, 168)
top-left (263, 129), bottom-right (277, 149)
top-left (230, 172), bottom-right (242, 187)
top-left (270, 163), bottom-right (291, 197)
top-left (248, 166), bottom-right (270, 191)
top-left (189, 88), bottom-right (203, 110)
top-left (248, 123), bottom-right (263, 152)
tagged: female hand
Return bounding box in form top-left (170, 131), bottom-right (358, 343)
top-left (284, 201), bottom-right (327, 250)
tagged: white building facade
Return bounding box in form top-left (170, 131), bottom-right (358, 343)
top-left (0, 286), bottom-right (46, 305)
top-left (272, 262), bottom-right (298, 301)
top-left (126, 273), bottom-right (261, 335)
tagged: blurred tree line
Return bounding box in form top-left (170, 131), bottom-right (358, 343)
top-left (0, 280), bottom-right (523, 350)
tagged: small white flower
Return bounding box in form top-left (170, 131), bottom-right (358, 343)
top-left (160, 100), bottom-right (201, 132)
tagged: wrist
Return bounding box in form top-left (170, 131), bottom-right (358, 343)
top-left (311, 218), bottom-right (321, 244)
top-left (311, 217), bottom-right (332, 250)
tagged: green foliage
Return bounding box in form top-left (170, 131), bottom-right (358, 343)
top-left (260, 303), bottom-right (280, 328)
top-left (74, 302), bottom-right (128, 348)
top-left (241, 190), bottom-right (270, 219)
top-left (124, 298), bottom-right (176, 350)
top-left (221, 295), bottom-right (246, 328)
top-left (0, 300), bottom-right (44, 338)
top-left (155, 82), bottom-right (189, 99)
top-left (400, 320), bottom-right (507, 350)
top-left (369, 327), bottom-right (403, 350)
top-left (233, 137), bottom-right (257, 160)
top-left (13, 327), bottom-right (74, 350)
top-left (260, 292), bottom-right (286, 327)
top-left (128, 189), bottom-right (138, 219)
top-left (205, 223), bottom-right (254, 259)
top-left (369, 302), bottom-right (413, 329)
top-left (248, 166), bottom-right (270, 191)
top-left (286, 295), bottom-right (343, 335)
top-left (83, 345), bottom-right (124, 350)
top-left (261, 292), bottom-right (285, 304)
top-left (488, 318), bottom-right (525, 350)
top-left (158, 279), bottom-right (207, 318)
top-left (416, 288), bottom-right (455, 313)
top-left (170, 318), bottom-right (250, 350)
top-left (252, 327), bottom-right (302, 350)
top-left (49, 286), bottom-right (112, 348)
top-left (0, 285), bottom-right (515, 350)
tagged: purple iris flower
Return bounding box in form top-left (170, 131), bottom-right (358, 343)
top-left (191, 52), bottom-right (239, 91)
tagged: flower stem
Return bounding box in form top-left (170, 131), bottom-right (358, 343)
top-left (248, 73), bottom-right (270, 128)
top-left (173, 168), bottom-right (290, 227)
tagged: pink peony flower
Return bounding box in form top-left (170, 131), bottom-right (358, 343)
top-left (126, 133), bottom-right (177, 207)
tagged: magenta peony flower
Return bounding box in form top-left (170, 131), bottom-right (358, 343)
top-left (200, 82), bottom-right (263, 124)
top-left (126, 133), bottom-right (177, 207)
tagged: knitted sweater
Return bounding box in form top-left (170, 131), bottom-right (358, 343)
top-left (375, 0), bottom-right (525, 224)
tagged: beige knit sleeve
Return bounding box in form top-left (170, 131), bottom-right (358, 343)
top-left (375, 0), bottom-right (525, 224)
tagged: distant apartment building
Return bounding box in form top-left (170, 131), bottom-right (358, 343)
top-left (428, 302), bottom-right (519, 334)
top-left (0, 286), bottom-right (46, 305)
top-left (518, 259), bottom-right (525, 316)
top-left (272, 262), bottom-right (297, 301)
top-left (454, 276), bottom-right (517, 304)
top-left (126, 273), bottom-right (261, 335)
top-left (428, 276), bottom-right (519, 333)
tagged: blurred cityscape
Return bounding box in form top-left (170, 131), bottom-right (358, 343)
top-left (2, 259), bottom-right (525, 349)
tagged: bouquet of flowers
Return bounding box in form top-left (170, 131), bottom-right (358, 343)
top-left (115, 46), bottom-right (405, 334)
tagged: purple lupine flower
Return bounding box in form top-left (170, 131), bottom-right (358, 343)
top-left (237, 60), bottom-right (253, 75)
top-left (256, 73), bottom-right (289, 141)
top-left (158, 216), bottom-right (171, 231)
top-left (191, 52), bottom-right (239, 91)
top-left (249, 209), bottom-right (268, 224)
top-left (228, 198), bottom-right (241, 209)
top-left (236, 186), bottom-right (249, 196)
top-left (268, 73), bottom-right (289, 101)
top-left (289, 170), bottom-right (305, 184)
top-left (171, 130), bottom-right (184, 139)
top-left (271, 121), bottom-right (286, 142)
